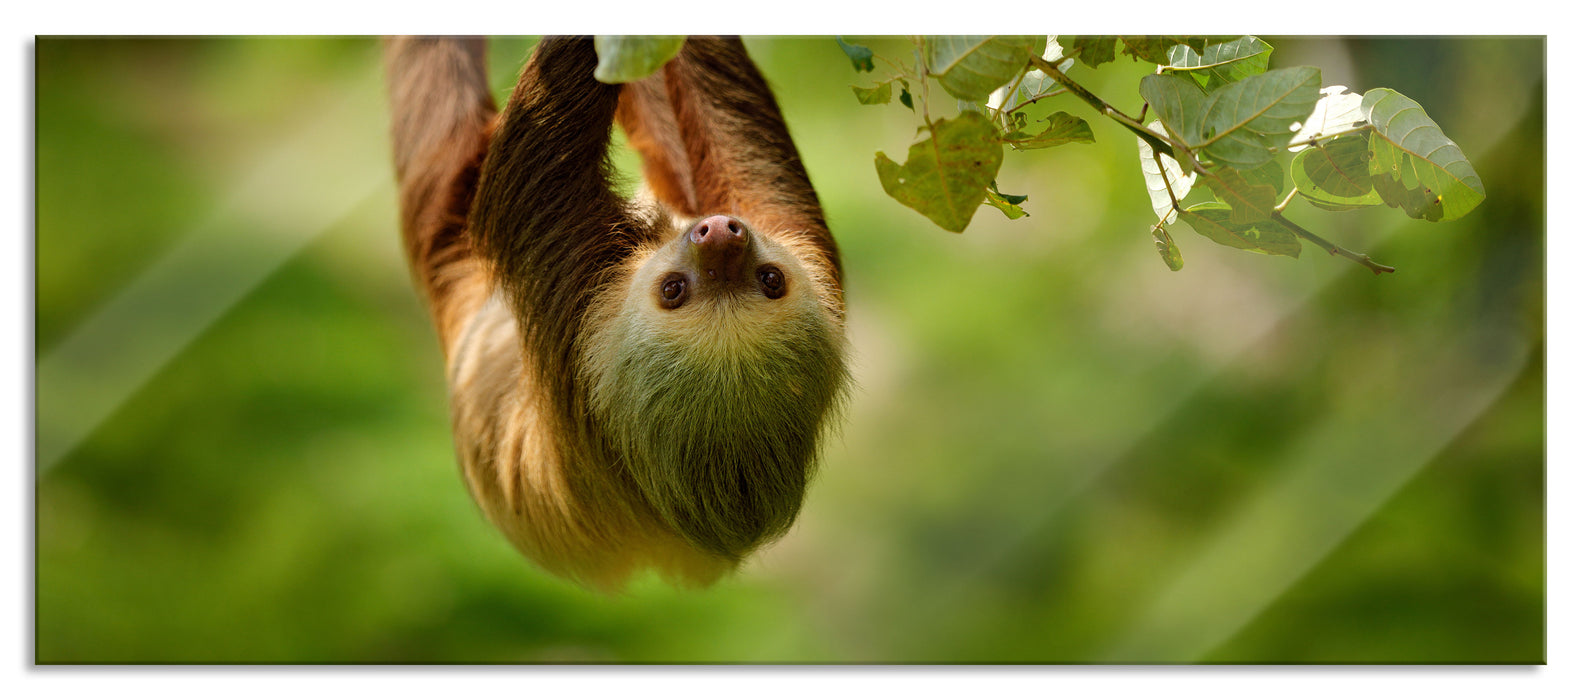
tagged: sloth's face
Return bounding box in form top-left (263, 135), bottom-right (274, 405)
top-left (615, 214), bottom-right (829, 359)
top-left (578, 216), bottom-right (850, 559)
top-left (648, 215), bottom-right (800, 306)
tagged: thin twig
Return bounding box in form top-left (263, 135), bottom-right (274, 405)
top-left (1271, 212), bottom-right (1395, 274)
top-left (1274, 187), bottom-right (1300, 213)
top-left (1028, 55), bottom-right (1184, 162)
top-left (1003, 88), bottom-right (1069, 116)
top-left (1154, 151), bottom-right (1185, 212)
top-left (1286, 124), bottom-right (1374, 151)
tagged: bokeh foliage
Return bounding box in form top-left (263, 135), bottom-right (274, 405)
top-left (35, 36), bottom-right (1543, 663)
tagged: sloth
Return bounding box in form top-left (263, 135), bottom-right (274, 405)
top-left (384, 36), bottom-right (849, 590)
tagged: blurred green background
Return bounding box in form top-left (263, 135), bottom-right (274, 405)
top-left (34, 36), bottom-right (1544, 663)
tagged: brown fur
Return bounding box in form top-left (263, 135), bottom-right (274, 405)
top-left (385, 36), bottom-right (846, 590)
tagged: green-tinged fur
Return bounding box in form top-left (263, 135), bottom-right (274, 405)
top-left (584, 289), bottom-right (848, 558)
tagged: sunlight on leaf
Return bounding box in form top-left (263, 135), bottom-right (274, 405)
top-left (1363, 88), bottom-right (1485, 222)
top-left (1137, 120), bottom-right (1197, 224)
top-left (1007, 37), bottom-right (1075, 107)
top-left (1289, 85), bottom-right (1366, 151)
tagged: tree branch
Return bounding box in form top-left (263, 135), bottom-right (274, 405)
top-left (1028, 56), bottom-right (1185, 164)
top-left (1271, 212), bottom-right (1395, 274)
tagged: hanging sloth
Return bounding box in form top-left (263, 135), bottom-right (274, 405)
top-left (384, 36), bottom-right (849, 590)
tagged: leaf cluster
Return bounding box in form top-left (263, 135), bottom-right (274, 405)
top-left (837, 35), bottom-right (1487, 274)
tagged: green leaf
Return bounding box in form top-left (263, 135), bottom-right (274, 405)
top-left (1119, 36), bottom-right (1205, 65)
top-left (1362, 88), bottom-right (1485, 222)
top-left (985, 183), bottom-right (1029, 220)
top-left (1166, 35), bottom-right (1272, 91)
top-left (1152, 225), bottom-right (1185, 271)
top-left (1289, 85), bottom-right (1366, 151)
top-left (1006, 112), bottom-right (1094, 150)
top-left (899, 81), bottom-right (914, 110)
top-left (836, 37), bottom-right (875, 72)
top-left (1197, 66), bottom-right (1321, 168)
top-left (1137, 120), bottom-right (1197, 224)
top-left (1291, 133), bottom-right (1382, 211)
top-left (1204, 165), bottom-right (1280, 225)
top-left (1139, 73), bottom-right (1209, 150)
top-left (989, 181), bottom-right (1028, 205)
top-left (851, 82), bottom-right (893, 105)
top-left (592, 36), bottom-right (685, 84)
top-left (875, 111), bottom-right (1005, 233)
top-left (925, 36), bottom-right (1044, 102)
top-left (1068, 36), bottom-right (1117, 68)
top-left (1245, 158), bottom-right (1286, 194)
top-left (1180, 203), bottom-right (1302, 258)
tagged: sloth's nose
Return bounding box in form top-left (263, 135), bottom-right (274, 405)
top-left (689, 215), bottom-right (745, 246)
top-left (688, 215), bottom-right (749, 283)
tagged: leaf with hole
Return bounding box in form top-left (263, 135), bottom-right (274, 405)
top-left (875, 112), bottom-right (1005, 233)
top-left (925, 36), bottom-right (1044, 102)
top-left (1362, 88), bottom-right (1485, 222)
top-left (1007, 112), bottom-right (1093, 151)
top-left (592, 36), bottom-right (684, 83)
top-left (851, 82), bottom-right (893, 105)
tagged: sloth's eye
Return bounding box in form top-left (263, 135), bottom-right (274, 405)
top-left (659, 274), bottom-right (689, 309)
top-left (758, 266), bottom-right (786, 299)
